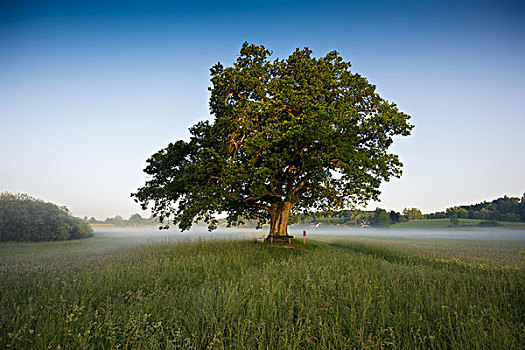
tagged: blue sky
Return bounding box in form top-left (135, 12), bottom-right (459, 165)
top-left (1, 0), bottom-right (524, 219)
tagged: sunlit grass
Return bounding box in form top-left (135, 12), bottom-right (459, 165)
top-left (1, 238), bottom-right (523, 349)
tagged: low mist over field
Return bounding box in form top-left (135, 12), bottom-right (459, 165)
top-left (296, 226), bottom-right (525, 240)
top-left (92, 226), bottom-right (260, 245)
top-left (83, 222), bottom-right (525, 252)
top-left (89, 225), bottom-right (525, 246)
top-left (90, 225), bottom-right (525, 268)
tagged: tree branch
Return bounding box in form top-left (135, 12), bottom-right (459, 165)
top-left (300, 193), bottom-right (345, 201)
top-left (291, 171), bottom-right (317, 195)
top-left (247, 203), bottom-right (270, 211)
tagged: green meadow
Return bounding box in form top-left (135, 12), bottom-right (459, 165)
top-left (1, 232), bottom-right (524, 349)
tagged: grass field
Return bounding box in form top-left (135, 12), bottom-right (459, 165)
top-left (308, 235), bottom-right (525, 268)
top-left (1, 233), bottom-right (524, 349)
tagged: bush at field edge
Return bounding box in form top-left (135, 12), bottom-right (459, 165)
top-left (0, 192), bottom-right (93, 242)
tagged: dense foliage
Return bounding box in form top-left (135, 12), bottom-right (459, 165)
top-left (133, 42), bottom-right (413, 235)
top-left (0, 193), bottom-right (93, 242)
top-left (428, 194), bottom-right (525, 222)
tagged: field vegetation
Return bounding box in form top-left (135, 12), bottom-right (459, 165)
top-left (1, 232), bottom-right (524, 349)
top-left (309, 235), bottom-right (525, 268)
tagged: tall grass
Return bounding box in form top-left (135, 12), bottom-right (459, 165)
top-left (311, 235), bottom-right (525, 267)
top-left (1, 238), bottom-right (523, 349)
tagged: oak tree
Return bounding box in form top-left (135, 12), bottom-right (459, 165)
top-left (132, 42), bottom-right (413, 236)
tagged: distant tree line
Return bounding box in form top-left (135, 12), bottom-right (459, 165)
top-left (294, 193), bottom-right (525, 228)
top-left (0, 192), bottom-right (93, 242)
top-left (296, 208), bottom-right (411, 228)
top-left (87, 214), bottom-right (158, 227)
top-left (427, 194), bottom-right (525, 222)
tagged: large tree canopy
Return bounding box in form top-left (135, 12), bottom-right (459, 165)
top-left (133, 42), bottom-right (413, 236)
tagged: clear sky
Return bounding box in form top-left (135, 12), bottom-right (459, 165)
top-left (1, 0), bottom-right (524, 219)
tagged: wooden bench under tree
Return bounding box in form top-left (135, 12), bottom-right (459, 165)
top-left (265, 235), bottom-right (294, 244)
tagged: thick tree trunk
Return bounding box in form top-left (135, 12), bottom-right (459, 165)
top-left (268, 201), bottom-right (293, 236)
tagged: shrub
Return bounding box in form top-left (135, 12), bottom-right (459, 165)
top-left (0, 192), bottom-right (93, 242)
top-left (449, 214), bottom-right (459, 226)
top-left (478, 219), bottom-right (501, 227)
